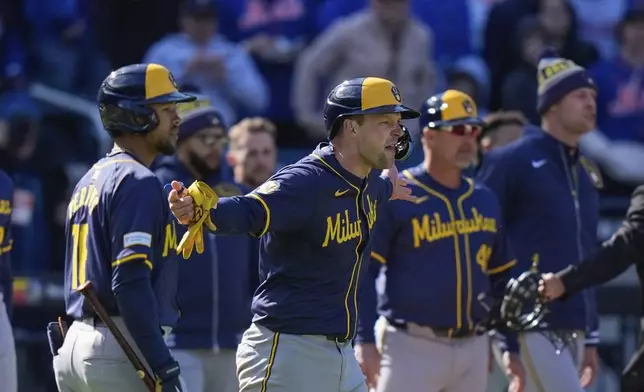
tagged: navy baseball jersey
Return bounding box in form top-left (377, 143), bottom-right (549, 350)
top-left (357, 164), bottom-right (516, 343)
top-left (0, 170), bottom-right (13, 314)
top-left (207, 143), bottom-right (393, 340)
top-left (64, 151), bottom-right (177, 321)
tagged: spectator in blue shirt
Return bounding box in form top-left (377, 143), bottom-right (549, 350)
top-left (214, 0), bottom-right (317, 147)
top-left (144, 1), bottom-right (270, 130)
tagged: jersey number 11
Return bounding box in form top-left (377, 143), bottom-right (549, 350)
top-left (71, 223), bottom-right (89, 289)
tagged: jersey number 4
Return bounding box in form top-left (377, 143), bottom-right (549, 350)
top-left (71, 223), bottom-right (89, 289)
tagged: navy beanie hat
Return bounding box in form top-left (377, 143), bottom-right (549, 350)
top-left (178, 107), bottom-right (225, 144)
top-left (536, 48), bottom-right (596, 114)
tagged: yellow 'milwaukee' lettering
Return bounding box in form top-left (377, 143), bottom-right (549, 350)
top-left (0, 200), bottom-right (11, 215)
top-left (163, 222), bottom-right (177, 257)
top-left (411, 207), bottom-right (497, 248)
top-left (322, 210), bottom-right (361, 247)
top-left (365, 195), bottom-right (378, 230)
top-left (68, 185), bottom-right (100, 219)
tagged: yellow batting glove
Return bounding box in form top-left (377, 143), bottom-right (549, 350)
top-left (176, 181), bottom-right (219, 259)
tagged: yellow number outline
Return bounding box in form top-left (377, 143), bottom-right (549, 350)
top-left (476, 244), bottom-right (492, 273)
top-left (71, 223), bottom-right (89, 289)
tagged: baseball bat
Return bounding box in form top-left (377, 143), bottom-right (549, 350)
top-left (76, 281), bottom-right (156, 392)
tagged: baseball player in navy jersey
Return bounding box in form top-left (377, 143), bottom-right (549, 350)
top-left (154, 102), bottom-right (255, 392)
top-left (52, 63), bottom-right (195, 392)
top-left (477, 50), bottom-right (601, 392)
top-left (0, 169), bottom-right (16, 392)
top-left (356, 90), bottom-right (525, 392)
top-left (168, 77), bottom-right (418, 392)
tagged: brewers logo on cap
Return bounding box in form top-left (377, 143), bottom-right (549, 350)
top-left (462, 99), bottom-right (473, 114)
top-left (391, 86), bottom-right (402, 103)
top-left (419, 89), bottom-right (486, 129)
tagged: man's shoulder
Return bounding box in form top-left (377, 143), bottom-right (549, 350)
top-left (0, 170), bottom-right (13, 197)
top-left (473, 181), bottom-right (503, 208)
top-left (252, 161), bottom-right (322, 196)
top-left (93, 157), bottom-right (161, 196)
top-left (484, 128), bottom-right (541, 164)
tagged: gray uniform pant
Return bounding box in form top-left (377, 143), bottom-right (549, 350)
top-left (0, 293), bottom-right (17, 392)
top-left (492, 330), bottom-right (585, 392)
top-left (375, 317), bottom-right (489, 392)
top-left (53, 317), bottom-right (184, 392)
top-left (173, 348), bottom-right (238, 392)
top-left (237, 322), bottom-right (368, 392)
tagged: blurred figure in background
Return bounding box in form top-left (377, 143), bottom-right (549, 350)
top-left (144, 1), bottom-right (269, 129)
top-left (154, 104), bottom-right (254, 392)
top-left (23, 0), bottom-right (109, 97)
top-left (0, 114), bottom-right (48, 274)
top-left (501, 17), bottom-right (548, 125)
top-left (537, 0), bottom-right (598, 67)
top-left (226, 116), bottom-right (278, 326)
top-left (581, 8), bottom-right (644, 190)
top-left (226, 117), bottom-right (278, 191)
top-left (0, 166), bottom-right (16, 392)
top-left (569, 0), bottom-right (631, 60)
top-left (214, 0), bottom-right (318, 148)
top-left (292, 0), bottom-right (435, 141)
top-left (0, 7), bottom-right (27, 95)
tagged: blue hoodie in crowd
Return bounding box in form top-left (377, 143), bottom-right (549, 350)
top-left (214, 0), bottom-right (318, 121)
top-left (153, 155), bottom-right (256, 350)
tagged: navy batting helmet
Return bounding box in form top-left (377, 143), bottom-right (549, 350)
top-left (324, 77), bottom-right (419, 136)
top-left (97, 63), bottom-right (196, 134)
top-left (419, 89), bottom-right (485, 130)
top-left (324, 77), bottom-right (419, 160)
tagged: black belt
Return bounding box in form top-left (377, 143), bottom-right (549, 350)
top-left (387, 319), bottom-right (476, 339)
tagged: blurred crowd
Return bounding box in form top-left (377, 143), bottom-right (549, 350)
top-left (1, 0), bottom-right (644, 278)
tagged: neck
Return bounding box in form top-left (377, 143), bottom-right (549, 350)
top-left (177, 150), bottom-right (203, 180)
top-left (332, 141), bottom-right (370, 179)
top-left (423, 149), bottom-right (461, 189)
top-left (621, 46), bottom-right (644, 68)
top-left (234, 167), bottom-right (257, 189)
top-left (541, 118), bottom-right (579, 147)
top-left (113, 139), bottom-right (156, 167)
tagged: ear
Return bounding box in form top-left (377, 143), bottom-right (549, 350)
top-left (225, 150), bottom-right (237, 167)
top-left (422, 127), bottom-right (436, 145)
top-left (480, 136), bottom-right (493, 153)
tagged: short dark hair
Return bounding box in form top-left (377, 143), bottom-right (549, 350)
top-left (330, 115), bottom-right (364, 140)
top-left (179, 1), bottom-right (217, 20)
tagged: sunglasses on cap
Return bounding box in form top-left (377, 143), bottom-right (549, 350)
top-left (439, 124), bottom-right (482, 137)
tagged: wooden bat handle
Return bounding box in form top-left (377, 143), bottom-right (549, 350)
top-left (76, 281), bottom-right (157, 392)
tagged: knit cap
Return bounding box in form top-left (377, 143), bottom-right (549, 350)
top-left (536, 48), bottom-right (596, 114)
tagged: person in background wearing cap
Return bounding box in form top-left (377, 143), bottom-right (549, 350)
top-left (153, 102), bottom-right (254, 392)
top-left (356, 89), bottom-right (524, 392)
top-left (166, 77), bottom-right (417, 392)
top-left (477, 49), bottom-right (603, 392)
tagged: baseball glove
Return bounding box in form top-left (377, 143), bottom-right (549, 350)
top-left (500, 268), bottom-right (548, 331)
